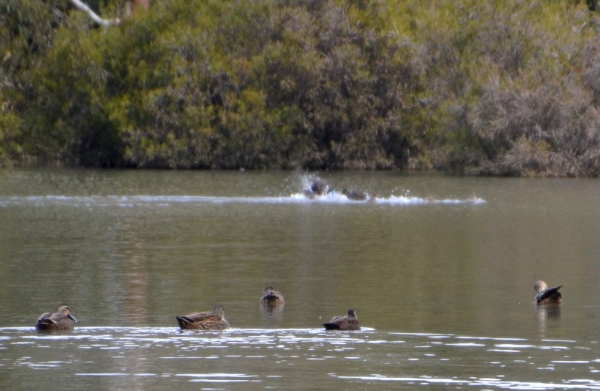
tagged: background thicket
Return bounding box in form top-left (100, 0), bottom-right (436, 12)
top-left (2, 0), bottom-right (600, 176)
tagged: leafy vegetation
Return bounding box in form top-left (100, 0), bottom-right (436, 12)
top-left (1, 0), bottom-right (600, 176)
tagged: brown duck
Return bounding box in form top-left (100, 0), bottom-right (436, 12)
top-left (35, 304), bottom-right (77, 332)
top-left (303, 180), bottom-right (328, 199)
top-left (323, 309), bottom-right (360, 331)
top-left (176, 304), bottom-right (230, 330)
top-left (260, 286), bottom-right (285, 306)
top-left (342, 189), bottom-right (369, 201)
top-left (534, 280), bottom-right (563, 305)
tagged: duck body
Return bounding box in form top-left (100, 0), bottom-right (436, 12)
top-left (35, 304), bottom-right (77, 332)
top-left (303, 180), bottom-right (328, 199)
top-left (310, 180), bottom-right (327, 195)
top-left (342, 189), bottom-right (368, 201)
top-left (534, 280), bottom-right (563, 305)
top-left (176, 304), bottom-right (230, 330)
top-left (323, 309), bottom-right (360, 331)
top-left (260, 286), bottom-right (285, 306)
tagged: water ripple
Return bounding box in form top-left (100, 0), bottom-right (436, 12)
top-left (1, 327), bottom-right (599, 389)
top-left (0, 194), bottom-right (485, 207)
top-left (337, 375), bottom-right (600, 389)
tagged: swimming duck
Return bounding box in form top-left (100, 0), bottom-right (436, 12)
top-left (35, 304), bottom-right (77, 332)
top-left (310, 180), bottom-right (327, 195)
top-left (260, 286), bottom-right (285, 306)
top-left (342, 189), bottom-right (368, 201)
top-left (534, 280), bottom-right (563, 305)
top-left (323, 309), bottom-right (361, 331)
top-left (303, 180), bottom-right (328, 199)
top-left (176, 304), bottom-right (230, 330)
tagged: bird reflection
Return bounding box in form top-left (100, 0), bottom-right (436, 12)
top-left (535, 305), bottom-right (561, 335)
top-left (260, 303), bottom-right (284, 326)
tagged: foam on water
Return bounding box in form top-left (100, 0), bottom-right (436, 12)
top-left (0, 193), bottom-right (485, 207)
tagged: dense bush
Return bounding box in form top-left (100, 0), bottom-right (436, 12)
top-left (1, 0), bottom-right (600, 176)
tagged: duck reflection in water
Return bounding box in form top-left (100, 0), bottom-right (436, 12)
top-left (35, 304), bottom-right (77, 332)
top-left (535, 304), bottom-right (561, 322)
top-left (535, 304), bottom-right (561, 336)
top-left (533, 280), bottom-right (563, 305)
top-left (323, 309), bottom-right (361, 331)
top-left (176, 304), bottom-right (230, 330)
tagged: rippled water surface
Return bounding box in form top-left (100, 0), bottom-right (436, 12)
top-left (1, 169), bottom-right (600, 389)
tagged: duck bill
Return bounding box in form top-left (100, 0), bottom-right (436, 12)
top-left (68, 314), bottom-right (78, 322)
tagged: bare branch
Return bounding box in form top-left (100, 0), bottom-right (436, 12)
top-left (69, 0), bottom-right (121, 26)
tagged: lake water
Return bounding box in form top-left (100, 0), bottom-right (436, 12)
top-left (1, 169), bottom-right (600, 390)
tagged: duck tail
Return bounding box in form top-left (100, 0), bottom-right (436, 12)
top-left (176, 316), bottom-right (191, 329)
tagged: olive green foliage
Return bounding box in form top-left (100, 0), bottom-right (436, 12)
top-left (1, 0), bottom-right (69, 164)
top-left (1, 0), bottom-right (600, 175)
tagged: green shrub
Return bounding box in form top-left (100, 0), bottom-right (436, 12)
top-left (2, 0), bottom-right (600, 175)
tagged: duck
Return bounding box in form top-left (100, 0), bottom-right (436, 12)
top-left (323, 309), bottom-right (360, 330)
top-left (534, 280), bottom-right (563, 305)
top-left (342, 189), bottom-right (368, 201)
top-left (303, 180), bottom-right (328, 199)
top-left (260, 286), bottom-right (285, 306)
top-left (176, 304), bottom-right (230, 330)
top-left (35, 304), bottom-right (77, 332)
top-left (310, 180), bottom-right (327, 196)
